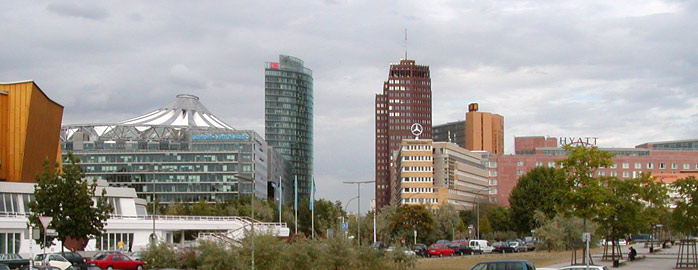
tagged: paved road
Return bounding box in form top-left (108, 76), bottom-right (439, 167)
top-left (544, 242), bottom-right (682, 269)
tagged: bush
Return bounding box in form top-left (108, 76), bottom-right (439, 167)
top-left (141, 242), bottom-right (181, 269)
top-left (197, 240), bottom-right (238, 270)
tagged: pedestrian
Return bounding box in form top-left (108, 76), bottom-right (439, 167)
top-left (628, 246), bottom-right (637, 261)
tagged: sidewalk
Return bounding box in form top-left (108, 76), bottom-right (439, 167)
top-left (544, 243), bottom-right (680, 270)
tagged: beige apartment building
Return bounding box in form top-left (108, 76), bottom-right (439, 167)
top-left (392, 139), bottom-right (489, 210)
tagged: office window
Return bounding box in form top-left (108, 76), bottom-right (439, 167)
top-left (489, 179), bottom-right (497, 186)
top-left (517, 170), bottom-right (523, 176)
top-left (634, 163), bottom-right (641, 169)
top-left (622, 163), bottom-right (629, 169)
top-left (548, 162), bottom-right (555, 167)
top-left (671, 163), bottom-right (678, 169)
top-left (610, 171), bottom-right (617, 177)
top-left (0, 233), bottom-right (20, 254)
top-left (535, 161), bottom-right (542, 167)
top-left (610, 163), bottom-right (617, 169)
top-left (659, 163), bottom-right (665, 169)
top-left (598, 171), bottom-right (605, 176)
top-left (489, 170), bottom-right (497, 177)
top-left (683, 163), bottom-right (690, 170)
top-left (622, 171), bottom-right (630, 178)
top-left (647, 163), bottom-right (654, 169)
top-left (517, 161), bottom-right (523, 166)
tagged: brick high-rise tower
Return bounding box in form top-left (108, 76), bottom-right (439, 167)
top-left (375, 59), bottom-right (432, 210)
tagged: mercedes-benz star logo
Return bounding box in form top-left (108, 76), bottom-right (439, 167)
top-left (410, 123), bottom-right (423, 136)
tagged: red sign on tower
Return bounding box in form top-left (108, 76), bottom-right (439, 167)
top-left (269, 62), bottom-right (279, 69)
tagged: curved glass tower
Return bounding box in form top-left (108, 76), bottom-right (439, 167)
top-left (265, 55), bottom-right (313, 197)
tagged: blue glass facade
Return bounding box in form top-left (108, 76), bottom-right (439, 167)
top-left (265, 55), bottom-right (314, 197)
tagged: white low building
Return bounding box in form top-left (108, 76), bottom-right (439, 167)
top-left (0, 181), bottom-right (289, 258)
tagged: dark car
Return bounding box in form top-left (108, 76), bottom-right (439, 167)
top-left (60, 252), bottom-right (87, 270)
top-left (507, 240), bottom-right (528, 252)
top-left (470, 260), bottom-right (536, 270)
top-left (491, 241), bottom-right (517, 253)
top-left (19, 266), bottom-right (61, 270)
top-left (371, 241), bottom-right (388, 251)
top-left (0, 254), bottom-right (30, 270)
top-left (411, 244), bottom-right (428, 257)
top-left (0, 263), bottom-right (9, 270)
top-left (450, 240), bottom-right (476, 255)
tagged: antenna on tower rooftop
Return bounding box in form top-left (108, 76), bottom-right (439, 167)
top-left (404, 28), bottom-right (408, 60)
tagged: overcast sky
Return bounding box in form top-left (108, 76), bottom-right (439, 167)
top-left (2, 1), bottom-right (697, 213)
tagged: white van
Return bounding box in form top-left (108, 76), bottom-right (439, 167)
top-left (469, 239), bottom-right (494, 254)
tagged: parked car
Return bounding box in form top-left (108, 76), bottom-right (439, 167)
top-left (559, 265), bottom-right (609, 270)
top-left (491, 241), bottom-right (517, 253)
top-left (468, 239), bottom-right (494, 254)
top-left (411, 244), bottom-right (428, 257)
top-left (470, 260), bottom-right (536, 270)
top-left (59, 252), bottom-right (87, 270)
top-left (508, 240), bottom-right (528, 252)
top-left (435, 239), bottom-right (451, 245)
top-left (86, 254), bottom-right (144, 270)
top-left (630, 234), bottom-right (652, 242)
top-left (386, 246), bottom-right (416, 256)
top-left (0, 254), bottom-right (30, 269)
top-left (127, 252), bottom-right (142, 261)
top-left (371, 241), bottom-right (388, 250)
top-left (449, 240), bottom-right (476, 255)
top-left (599, 239), bottom-right (627, 246)
top-left (19, 266), bottom-right (61, 270)
top-left (34, 254), bottom-right (74, 270)
top-left (0, 263), bottom-right (9, 270)
top-left (88, 252), bottom-right (122, 261)
top-left (427, 243), bottom-right (455, 257)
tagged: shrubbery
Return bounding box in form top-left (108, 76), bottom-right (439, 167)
top-left (140, 234), bottom-right (416, 270)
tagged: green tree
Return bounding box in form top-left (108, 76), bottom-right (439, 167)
top-left (28, 153), bottom-right (113, 251)
top-left (140, 242), bottom-right (182, 269)
top-left (487, 206), bottom-right (512, 233)
top-left (427, 204), bottom-right (463, 243)
top-left (637, 173), bottom-right (669, 235)
top-left (509, 166), bottom-right (566, 233)
top-left (557, 145), bottom-right (614, 230)
top-left (389, 205), bottom-right (433, 244)
top-left (671, 176), bottom-right (698, 237)
top-left (534, 211), bottom-right (599, 251)
top-left (594, 177), bottom-right (643, 259)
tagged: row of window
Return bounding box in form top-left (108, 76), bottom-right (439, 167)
top-left (403, 198), bottom-right (438, 204)
top-left (402, 177), bottom-right (433, 182)
top-left (403, 156), bottom-right (432, 161)
top-left (403, 187), bottom-right (434, 193)
top-left (402, 166), bottom-right (433, 172)
top-left (517, 160), bottom-right (698, 170)
top-left (403, 145), bottom-right (432, 151)
top-left (387, 79), bottom-right (431, 85)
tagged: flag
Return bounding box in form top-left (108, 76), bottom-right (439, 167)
top-left (278, 176), bottom-right (282, 214)
top-left (309, 177), bottom-right (315, 210)
top-left (294, 175), bottom-right (298, 211)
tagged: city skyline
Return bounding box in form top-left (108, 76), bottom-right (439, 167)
top-left (1, 1), bottom-right (697, 213)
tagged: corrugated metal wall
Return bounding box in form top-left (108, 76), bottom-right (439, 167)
top-left (0, 81), bottom-right (63, 182)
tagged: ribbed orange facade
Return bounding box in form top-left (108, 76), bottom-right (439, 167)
top-left (465, 111), bottom-right (504, 155)
top-left (0, 81), bottom-right (63, 182)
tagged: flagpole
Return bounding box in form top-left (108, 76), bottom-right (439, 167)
top-left (311, 176), bottom-right (315, 239)
top-left (278, 176), bottom-right (282, 224)
top-left (294, 175), bottom-right (298, 235)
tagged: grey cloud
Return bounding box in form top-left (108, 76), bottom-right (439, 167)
top-left (2, 0), bottom-right (697, 212)
top-left (46, 2), bottom-right (109, 20)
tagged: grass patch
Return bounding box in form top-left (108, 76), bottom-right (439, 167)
top-left (416, 248), bottom-right (602, 270)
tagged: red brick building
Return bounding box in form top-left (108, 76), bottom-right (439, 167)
top-left (486, 137), bottom-right (698, 206)
top-left (375, 59), bottom-right (432, 210)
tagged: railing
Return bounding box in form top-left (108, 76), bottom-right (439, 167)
top-left (0, 212), bottom-right (287, 227)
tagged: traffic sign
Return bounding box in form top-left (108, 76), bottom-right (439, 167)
top-left (39, 216), bottom-right (52, 229)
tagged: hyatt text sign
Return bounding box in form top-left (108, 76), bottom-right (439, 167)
top-left (559, 137), bottom-right (598, 146)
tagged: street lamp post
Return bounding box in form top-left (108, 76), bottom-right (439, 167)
top-left (474, 187), bottom-right (490, 240)
top-left (343, 196), bottom-right (358, 239)
top-left (343, 181), bottom-right (374, 247)
top-left (237, 174), bottom-right (256, 270)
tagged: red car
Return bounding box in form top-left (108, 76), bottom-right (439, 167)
top-left (427, 243), bottom-right (455, 257)
top-left (86, 254), bottom-right (145, 270)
